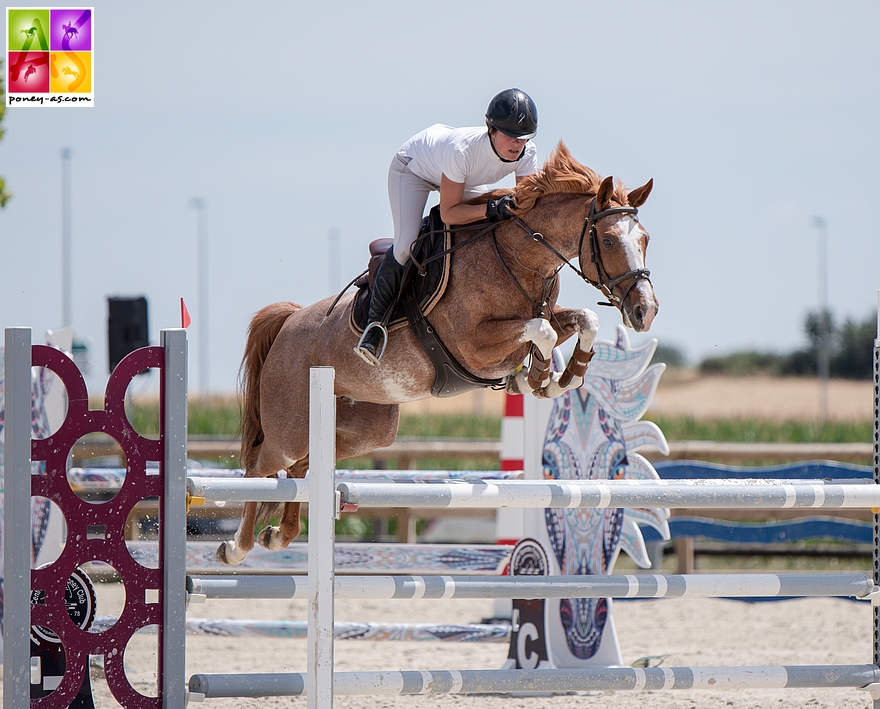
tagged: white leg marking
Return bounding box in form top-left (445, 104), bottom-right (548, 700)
top-left (521, 317), bottom-right (557, 359)
top-left (576, 308), bottom-right (600, 352)
top-left (513, 317), bottom-right (559, 396)
top-left (219, 527), bottom-right (248, 565)
top-left (538, 372), bottom-right (577, 399)
top-left (259, 525), bottom-right (286, 551)
top-left (536, 309), bottom-right (599, 398)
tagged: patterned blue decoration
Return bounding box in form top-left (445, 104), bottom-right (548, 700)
top-left (542, 325), bottom-right (670, 659)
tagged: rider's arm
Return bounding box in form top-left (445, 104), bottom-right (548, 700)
top-left (439, 174), bottom-right (493, 225)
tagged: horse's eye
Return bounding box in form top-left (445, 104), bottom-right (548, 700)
top-left (602, 238), bottom-right (613, 248)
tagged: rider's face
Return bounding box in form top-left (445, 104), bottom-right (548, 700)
top-left (490, 129), bottom-right (527, 161)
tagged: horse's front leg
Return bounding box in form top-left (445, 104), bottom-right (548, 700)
top-left (508, 316), bottom-right (559, 396)
top-left (533, 307), bottom-right (599, 399)
top-left (449, 315), bottom-right (558, 395)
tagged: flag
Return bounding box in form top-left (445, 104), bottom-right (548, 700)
top-left (180, 298), bottom-right (192, 329)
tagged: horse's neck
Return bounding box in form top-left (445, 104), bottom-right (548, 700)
top-left (496, 195), bottom-right (589, 277)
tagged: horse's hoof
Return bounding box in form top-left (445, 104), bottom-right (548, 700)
top-left (216, 541), bottom-right (244, 566)
top-left (258, 525), bottom-right (279, 550)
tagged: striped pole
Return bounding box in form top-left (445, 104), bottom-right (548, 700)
top-left (187, 572), bottom-right (875, 601)
top-left (94, 617), bottom-right (511, 643)
top-left (188, 477), bottom-right (880, 509)
top-left (189, 664), bottom-right (880, 698)
top-left (337, 478), bottom-right (880, 510)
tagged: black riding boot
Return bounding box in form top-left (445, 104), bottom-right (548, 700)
top-left (353, 254), bottom-right (407, 366)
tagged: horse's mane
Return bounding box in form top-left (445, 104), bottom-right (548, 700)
top-left (485, 141), bottom-right (630, 215)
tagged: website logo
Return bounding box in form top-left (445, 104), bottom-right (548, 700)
top-left (6, 8), bottom-right (94, 107)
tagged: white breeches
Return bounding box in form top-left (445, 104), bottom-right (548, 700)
top-left (387, 154), bottom-right (486, 264)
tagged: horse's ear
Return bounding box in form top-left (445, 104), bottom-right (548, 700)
top-left (596, 175), bottom-right (615, 211)
top-left (627, 179), bottom-right (653, 208)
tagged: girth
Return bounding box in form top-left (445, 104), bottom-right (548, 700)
top-left (402, 291), bottom-right (507, 398)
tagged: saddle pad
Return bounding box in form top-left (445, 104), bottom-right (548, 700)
top-left (350, 206), bottom-right (451, 335)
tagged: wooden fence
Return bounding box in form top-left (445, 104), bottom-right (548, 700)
top-left (72, 436), bottom-right (874, 467)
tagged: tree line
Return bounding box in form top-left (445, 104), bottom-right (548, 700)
top-left (655, 309), bottom-right (877, 380)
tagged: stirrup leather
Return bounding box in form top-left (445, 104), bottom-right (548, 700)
top-left (353, 322), bottom-right (389, 367)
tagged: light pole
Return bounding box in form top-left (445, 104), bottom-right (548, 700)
top-left (190, 198), bottom-right (209, 394)
top-left (61, 148), bottom-right (72, 327)
top-left (812, 216), bottom-right (829, 424)
top-left (328, 228), bottom-right (341, 295)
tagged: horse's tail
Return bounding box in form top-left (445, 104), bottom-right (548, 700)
top-left (238, 302), bottom-right (301, 470)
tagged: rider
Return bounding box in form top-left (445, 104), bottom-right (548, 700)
top-left (354, 88), bottom-right (539, 366)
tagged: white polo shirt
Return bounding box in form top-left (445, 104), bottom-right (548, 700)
top-left (399, 124), bottom-right (537, 191)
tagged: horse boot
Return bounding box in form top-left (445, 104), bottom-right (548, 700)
top-left (353, 254), bottom-right (407, 366)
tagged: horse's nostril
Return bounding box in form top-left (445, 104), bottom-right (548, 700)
top-left (633, 304), bottom-right (645, 324)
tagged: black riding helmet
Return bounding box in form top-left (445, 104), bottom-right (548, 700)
top-left (485, 88), bottom-right (538, 140)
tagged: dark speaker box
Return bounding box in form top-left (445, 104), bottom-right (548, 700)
top-left (107, 296), bottom-right (149, 373)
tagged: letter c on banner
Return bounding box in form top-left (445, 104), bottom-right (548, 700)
top-left (517, 622), bottom-right (539, 669)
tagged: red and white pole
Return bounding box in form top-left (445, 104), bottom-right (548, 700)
top-left (496, 392), bottom-right (526, 546)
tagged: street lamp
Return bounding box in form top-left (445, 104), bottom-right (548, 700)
top-left (328, 228), bottom-right (341, 295)
top-left (190, 198), bottom-right (209, 394)
top-left (811, 216), bottom-right (829, 424)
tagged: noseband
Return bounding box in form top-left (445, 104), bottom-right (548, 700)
top-left (514, 200), bottom-right (652, 313)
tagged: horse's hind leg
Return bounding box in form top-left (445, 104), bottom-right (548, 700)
top-left (256, 397), bottom-right (399, 551)
top-left (216, 501), bottom-right (259, 565)
top-left (257, 458), bottom-right (308, 551)
top-left (216, 440), bottom-right (292, 565)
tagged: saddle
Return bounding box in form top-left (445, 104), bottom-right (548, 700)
top-left (349, 206), bottom-right (507, 397)
top-left (349, 206), bottom-right (450, 336)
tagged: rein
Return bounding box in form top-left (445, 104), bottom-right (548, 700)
top-left (408, 222), bottom-right (497, 275)
top-left (324, 221), bottom-right (496, 318)
top-left (414, 221), bottom-right (556, 319)
top-left (513, 201), bottom-right (652, 312)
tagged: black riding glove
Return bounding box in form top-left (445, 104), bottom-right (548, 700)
top-left (485, 194), bottom-right (516, 221)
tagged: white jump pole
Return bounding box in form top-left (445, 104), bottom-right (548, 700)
top-left (189, 663), bottom-right (880, 698)
top-left (188, 571), bottom-right (876, 601)
top-left (308, 367), bottom-right (336, 709)
top-left (337, 478), bottom-right (880, 510)
top-left (191, 476), bottom-right (880, 509)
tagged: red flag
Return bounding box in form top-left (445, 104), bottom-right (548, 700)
top-left (180, 298), bottom-right (192, 329)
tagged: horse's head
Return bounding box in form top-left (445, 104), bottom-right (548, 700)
top-left (509, 143), bottom-right (659, 332)
top-left (582, 175), bottom-right (658, 332)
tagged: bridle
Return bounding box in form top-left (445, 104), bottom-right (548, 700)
top-left (512, 199), bottom-right (652, 313)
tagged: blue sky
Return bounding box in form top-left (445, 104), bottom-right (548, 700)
top-left (2, 1), bottom-right (878, 395)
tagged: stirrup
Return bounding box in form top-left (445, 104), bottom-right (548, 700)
top-left (353, 322), bottom-right (388, 367)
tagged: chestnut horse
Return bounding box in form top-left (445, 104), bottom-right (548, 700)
top-left (216, 142), bottom-right (658, 565)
